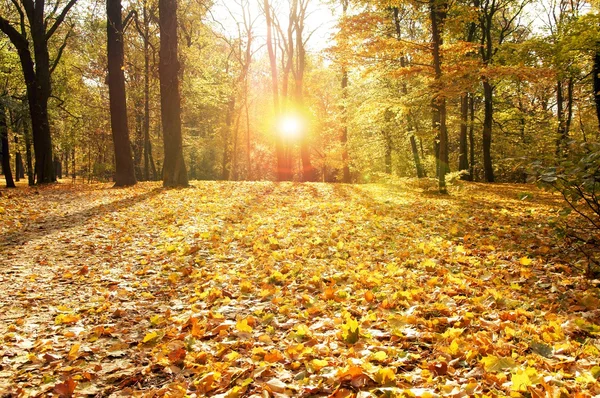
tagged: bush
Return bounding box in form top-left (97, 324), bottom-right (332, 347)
top-left (536, 141), bottom-right (600, 277)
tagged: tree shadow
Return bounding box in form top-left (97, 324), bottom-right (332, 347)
top-left (0, 187), bottom-right (164, 248)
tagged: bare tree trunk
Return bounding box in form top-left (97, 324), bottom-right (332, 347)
top-left (23, 108), bottom-right (34, 185)
top-left (140, 0), bottom-right (156, 181)
top-left (430, 0), bottom-right (448, 192)
top-left (159, 0), bottom-right (189, 187)
top-left (263, 0), bottom-right (285, 181)
top-left (459, 94), bottom-right (470, 177)
top-left (1, 105), bottom-right (15, 188)
top-left (107, 0), bottom-right (137, 186)
top-left (410, 135), bottom-right (425, 178)
top-left (222, 97), bottom-right (235, 180)
top-left (482, 80), bottom-right (494, 182)
top-left (340, 69), bottom-right (351, 183)
top-left (469, 94), bottom-right (475, 181)
top-left (594, 46), bottom-right (600, 133)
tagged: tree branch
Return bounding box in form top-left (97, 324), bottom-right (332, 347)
top-left (0, 15), bottom-right (28, 51)
top-left (46, 0), bottom-right (78, 41)
top-left (49, 25), bottom-right (73, 75)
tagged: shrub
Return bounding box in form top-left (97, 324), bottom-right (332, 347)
top-left (536, 141), bottom-right (600, 277)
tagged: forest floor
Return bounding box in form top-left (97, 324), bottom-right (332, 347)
top-left (0, 179), bottom-right (599, 397)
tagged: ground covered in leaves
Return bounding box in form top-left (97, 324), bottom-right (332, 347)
top-left (1, 180), bottom-right (599, 397)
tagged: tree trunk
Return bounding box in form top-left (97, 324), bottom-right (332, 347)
top-left (482, 80), bottom-right (494, 182)
top-left (430, 0), bottom-right (448, 193)
top-left (469, 94), bottom-right (475, 181)
top-left (107, 0), bottom-right (137, 187)
top-left (459, 94), bottom-right (470, 177)
top-left (295, 2), bottom-right (315, 183)
top-left (341, 69), bottom-right (351, 183)
top-left (263, 0), bottom-right (285, 181)
top-left (410, 135), bottom-right (424, 178)
top-left (16, 152), bottom-right (24, 180)
top-left (1, 105), bottom-right (15, 188)
top-left (142, 0), bottom-right (155, 182)
top-left (159, 0), bottom-right (189, 187)
top-left (384, 132), bottom-right (393, 174)
top-left (23, 111), bottom-right (34, 186)
top-left (594, 47), bottom-right (600, 133)
top-left (222, 97), bottom-right (235, 180)
top-left (556, 80), bottom-right (565, 156)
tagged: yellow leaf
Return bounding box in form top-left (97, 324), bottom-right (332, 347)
top-left (481, 355), bottom-right (516, 372)
top-left (375, 367), bottom-right (396, 384)
top-left (341, 316), bottom-right (359, 344)
top-left (448, 339), bottom-right (460, 356)
top-left (371, 351), bottom-right (388, 362)
top-left (519, 257), bottom-right (532, 266)
top-left (442, 327), bottom-right (464, 339)
top-left (236, 318), bottom-right (253, 333)
top-left (311, 358), bottom-right (328, 371)
top-left (67, 343), bottom-right (80, 360)
top-left (511, 368), bottom-right (535, 391)
top-left (55, 313), bottom-right (81, 325)
top-left (142, 331), bottom-right (161, 343)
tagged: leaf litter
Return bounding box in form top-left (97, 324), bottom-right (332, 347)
top-left (0, 181), bottom-right (599, 397)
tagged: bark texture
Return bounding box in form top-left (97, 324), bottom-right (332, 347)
top-left (159, 0), bottom-right (189, 187)
top-left (107, 0), bottom-right (137, 187)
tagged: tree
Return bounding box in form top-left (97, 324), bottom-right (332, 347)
top-left (0, 0), bottom-right (78, 184)
top-left (159, 0), bottom-right (189, 187)
top-left (479, 0), bottom-right (528, 182)
top-left (294, 0), bottom-right (316, 182)
top-left (263, 0), bottom-right (286, 181)
top-left (430, 0), bottom-right (449, 192)
top-left (107, 0), bottom-right (137, 186)
top-left (1, 100), bottom-right (15, 188)
top-left (594, 44), bottom-right (600, 131)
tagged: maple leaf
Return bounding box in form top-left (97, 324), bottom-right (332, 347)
top-left (481, 355), bottom-right (517, 372)
top-left (511, 368), bottom-right (541, 391)
top-left (236, 318), bottom-right (253, 333)
top-left (53, 378), bottom-right (77, 397)
top-left (341, 315), bottom-right (360, 344)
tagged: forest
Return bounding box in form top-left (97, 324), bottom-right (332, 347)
top-left (0, 0), bottom-right (597, 189)
top-left (1, 0), bottom-right (600, 396)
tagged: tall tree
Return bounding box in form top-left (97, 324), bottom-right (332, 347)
top-left (339, 0), bottom-right (351, 183)
top-left (107, 0), bottom-right (137, 186)
top-left (594, 44), bottom-right (600, 131)
top-left (263, 0), bottom-right (286, 181)
top-left (430, 0), bottom-right (449, 192)
top-left (479, 0), bottom-right (528, 182)
top-left (159, 0), bottom-right (189, 187)
top-left (1, 102), bottom-right (15, 188)
top-left (294, 0), bottom-right (316, 182)
top-left (0, 0), bottom-right (78, 184)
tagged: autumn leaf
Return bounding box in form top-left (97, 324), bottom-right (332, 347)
top-left (236, 318), bottom-right (253, 333)
top-left (67, 343), bottom-right (80, 361)
top-left (481, 355), bottom-right (517, 372)
top-left (53, 378), bottom-right (77, 397)
top-left (142, 331), bottom-right (164, 344)
top-left (341, 315), bottom-right (360, 344)
top-left (511, 368), bottom-right (541, 391)
top-left (54, 313), bottom-right (80, 325)
top-left (519, 257), bottom-right (532, 266)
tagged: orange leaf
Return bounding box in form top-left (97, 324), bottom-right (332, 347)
top-left (53, 378), bottom-right (77, 397)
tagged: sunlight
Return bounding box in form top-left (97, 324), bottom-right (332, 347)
top-left (278, 114), bottom-right (304, 140)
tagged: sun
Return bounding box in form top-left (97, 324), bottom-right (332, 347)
top-left (278, 114), bottom-right (304, 140)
